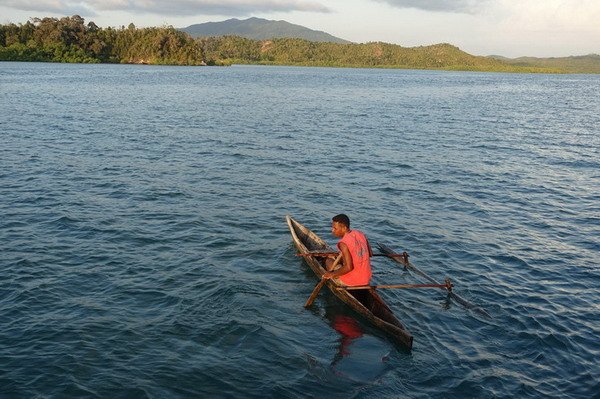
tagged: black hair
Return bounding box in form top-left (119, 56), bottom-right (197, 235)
top-left (332, 214), bottom-right (350, 228)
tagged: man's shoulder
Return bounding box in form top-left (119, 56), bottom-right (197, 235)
top-left (351, 229), bottom-right (367, 238)
top-left (347, 230), bottom-right (368, 244)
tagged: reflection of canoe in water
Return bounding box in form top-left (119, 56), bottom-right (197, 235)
top-left (286, 215), bottom-right (413, 350)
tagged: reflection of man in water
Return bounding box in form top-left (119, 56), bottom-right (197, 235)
top-left (333, 315), bottom-right (363, 357)
top-left (330, 315), bottom-right (391, 380)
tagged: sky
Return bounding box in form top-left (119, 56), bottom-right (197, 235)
top-left (1, 0), bottom-right (599, 58)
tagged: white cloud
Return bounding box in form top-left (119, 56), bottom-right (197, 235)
top-left (372, 0), bottom-right (489, 14)
top-left (0, 0), bottom-right (96, 15)
top-left (488, 0), bottom-right (600, 33)
top-left (360, 0), bottom-right (599, 56)
top-left (476, 0), bottom-right (600, 56)
top-left (0, 0), bottom-right (330, 17)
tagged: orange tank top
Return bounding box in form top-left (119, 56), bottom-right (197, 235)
top-left (337, 230), bottom-right (371, 286)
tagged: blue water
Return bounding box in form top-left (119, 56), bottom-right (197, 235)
top-left (1, 62), bottom-right (599, 398)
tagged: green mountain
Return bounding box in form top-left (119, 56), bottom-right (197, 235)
top-left (180, 17), bottom-right (350, 43)
top-left (196, 38), bottom-right (558, 72)
top-left (488, 54), bottom-right (600, 74)
top-left (1, 15), bottom-right (592, 73)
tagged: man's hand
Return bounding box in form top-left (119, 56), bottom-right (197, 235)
top-left (322, 272), bottom-right (334, 280)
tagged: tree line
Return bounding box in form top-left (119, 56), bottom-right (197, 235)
top-left (0, 16), bottom-right (203, 65)
top-left (0, 16), bottom-right (559, 72)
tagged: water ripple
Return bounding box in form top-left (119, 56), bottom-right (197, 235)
top-left (1, 63), bottom-right (598, 398)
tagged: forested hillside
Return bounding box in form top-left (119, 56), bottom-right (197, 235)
top-left (0, 16), bottom-right (566, 73)
top-left (0, 16), bottom-right (203, 65)
top-left (197, 36), bottom-right (559, 71)
top-left (489, 54), bottom-right (600, 74)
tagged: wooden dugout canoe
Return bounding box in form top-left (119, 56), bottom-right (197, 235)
top-left (286, 215), bottom-right (413, 350)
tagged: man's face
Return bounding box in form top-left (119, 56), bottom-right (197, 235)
top-left (331, 221), bottom-right (346, 238)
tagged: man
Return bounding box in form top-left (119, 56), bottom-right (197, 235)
top-left (322, 214), bottom-right (372, 286)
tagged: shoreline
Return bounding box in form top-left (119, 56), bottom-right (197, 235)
top-left (0, 59), bottom-right (572, 74)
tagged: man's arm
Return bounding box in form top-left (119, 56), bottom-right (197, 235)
top-left (323, 242), bottom-right (353, 280)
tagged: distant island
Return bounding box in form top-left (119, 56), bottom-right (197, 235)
top-left (488, 54), bottom-right (600, 74)
top-left (1, 16), bottom-right (598, 73)
top-left (180, 17), bottom-right (350, 44)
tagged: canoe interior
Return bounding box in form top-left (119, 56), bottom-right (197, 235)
top-left (287, 215), bottom-right (413, 349)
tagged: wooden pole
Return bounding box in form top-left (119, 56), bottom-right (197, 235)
top-left (304, 253), bottom-right (343, 308)
top-left (345, 282), bottom-right (453, 290)
top-left (296, 252), bottom-right (405, 258)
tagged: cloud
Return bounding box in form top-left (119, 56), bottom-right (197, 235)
top-left (0, 0), bottom-right (96, 16)
top-left (0, 0), bottom-right (331, 17)
top-left (490, 0), bottom-right (600, 32)
top-left (372, 0), bottom-right (489, 14)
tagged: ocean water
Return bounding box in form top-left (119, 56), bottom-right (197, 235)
top-left (1, 62), bottom-right (598, 398)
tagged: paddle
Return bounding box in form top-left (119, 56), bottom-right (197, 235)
top-left (304, 253), bottom-right (343, 308)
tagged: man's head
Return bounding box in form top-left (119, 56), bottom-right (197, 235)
top-left (331, 214), bottom-right (350, 238)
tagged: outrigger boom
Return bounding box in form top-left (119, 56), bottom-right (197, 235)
top-left (344, 281), bottom-right (453, 291)
top-left (377, 242), bottom-right (491, 318)
top-left (296, 251), bottom-right (409, 259)
top-left (296, 244), bottom-right (489, 315)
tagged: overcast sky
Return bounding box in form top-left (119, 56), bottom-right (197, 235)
top-left (1, 0), bottom-right (598, 57)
